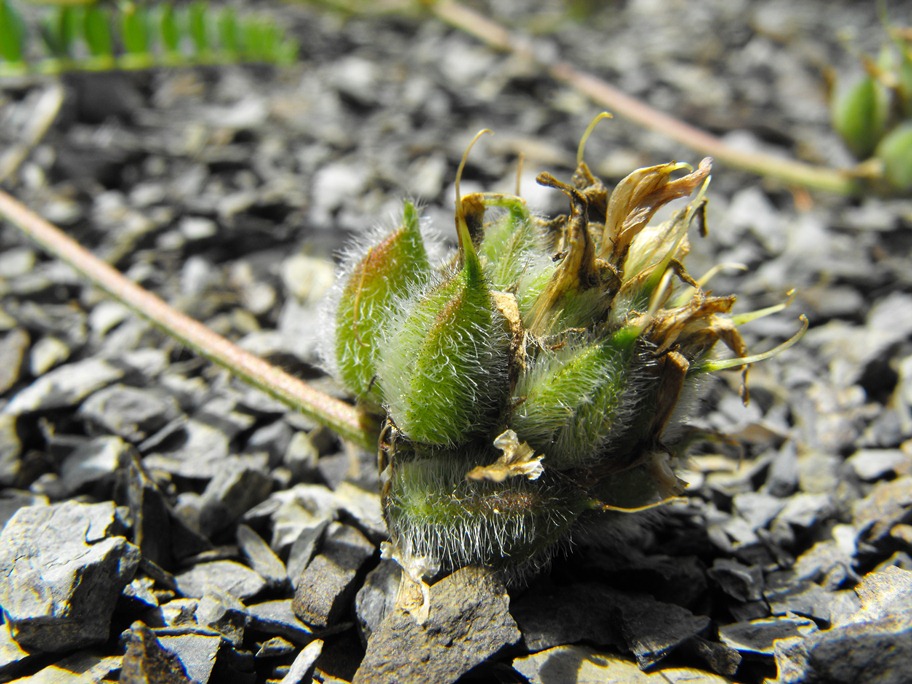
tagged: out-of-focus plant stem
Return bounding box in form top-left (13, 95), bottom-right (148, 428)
top-left (425, 0), bottom-right (866, 196)
top-left (0, 189), bottom-right (379, 451)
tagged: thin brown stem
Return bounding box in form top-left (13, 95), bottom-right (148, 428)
top-left (427, 0), bottom-right (865, 195)
top-left (0, 189), bottom-right (378, 451)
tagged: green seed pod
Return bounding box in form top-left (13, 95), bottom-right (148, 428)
top-left (509, 332), bottom-right (638, 469)
top-left (477, 194), bottom-right (556, 315)
top-left (876, 121), bottom-right (912, 191)
top-left (384, 446), bottom-right (588, 582)
top-left (831, 74), bottom-right (891, 159)
top-left (378, 203), bottom-right (511, 446)
top-left (331, 201), bottom-right (429, 407)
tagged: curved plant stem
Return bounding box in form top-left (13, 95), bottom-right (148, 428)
top-left (426, 0), bottom-right (865, 196)
top-left (0, 189), bottom-right (379, 451)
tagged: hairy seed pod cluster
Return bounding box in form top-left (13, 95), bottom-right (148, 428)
top-left (322, 121), bottom-right (805, 584)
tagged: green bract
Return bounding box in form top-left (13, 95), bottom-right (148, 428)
top-left (323, 123), bottom-right (805, 583)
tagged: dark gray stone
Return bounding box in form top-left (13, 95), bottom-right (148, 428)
top-left (156, 632), bottom-right (223, 684)
top-left (2, 357), bottom-right (124, 414)
top-left (847, 449), bottom-right (909, 481)
top-left (245, 419), bottom-right (294, 466)
top-left (766, 580), bottom-right (836, 625)
top-left (120, 623), bottom-right (191, 684)
top-left (0, 328), bottom-right (29, 394)
top-left (141, 419), bottom-right (233, 480)
top-left (355, 560), bottom-right (401, 646)
top-left (766, 441), bottom-right (799, 497)
top-left (0, 414), bottom-right (21, 487)
top-left (246, 600), bottom-right (316, 646)
top-left (511, 582), bottom-right (624, 653)
top-left (59, 435), bottom-right (131, 496)
top-left (198, 459), bottom-right (273, 537)
top-left (354, 566), bottom-right (521, 684)
top-left (719, 616), bottom-right (818, 656)
top-left (732, 491), bottom-right (786, 531)
top-left (237, 523), bottom-right (289, 591)
top-left (176, 560), bottom-right (268, 602)
top-left (26, 652), bottom-right (123, 682)
top-left (283, 430), bottom-right (319, 482)
top-left (78, 383), bottom-right (180, 442)
top-left (119, 451), bottom-right (173, 569)
top-left (292, 522), bottom-right (375, 628)
top-left (196, 589), bottom-right (248, 647)
top-left (853, 477), bottom-right (912, 543)
top-left (279, 640), bottom-right (324, 684)
top-left (0, 500), bottom-right (141, 652)
top-left (285, 521), bottom-right (330, 583)
top-left (775, 568), bottom-right (912, 683)
top-left (792, 536), bottom-right (856, 589)
top-left (256, 636), bottom-right (297, 659)
top-left (513, 578), bottom-right (715, 669)
top-left (708, 558), bottom-right (764, 602)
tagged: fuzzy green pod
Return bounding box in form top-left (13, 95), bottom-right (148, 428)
top-left (510, 333), bottom-right (637, 469)
top-left (378, 219), bottom-right (510, 446)
top-left (477, 194), bottom-right (556, 315)
top-left (333, 201), bottom-right (429, 406)
top-left (384, 445), bottom-right (588, 581)
top-left (876, 122), bottom-right (912, 191)
top-left (831, 75), bottom-right (891, 159)
top-left (324, 122), bottom-right (805, 585)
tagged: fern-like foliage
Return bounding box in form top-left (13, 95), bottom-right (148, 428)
top-left (0, 0), bottom-right (298, 77)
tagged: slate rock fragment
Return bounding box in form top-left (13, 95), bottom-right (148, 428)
top-left (354, 566), bottom-right (521, 684)
top-left (853, 476), bottom-right (912, 544)
top-left (0, 500), bottom-right (141, 653)
top-left (59, 435), bottom-right (130, 496)
top-left (0, 328), bottom-right (28, 394)
top-left (775, 567), bottom-right (912, 684)
top-left (25, 651), bottom-right (122, 683)
top-left (0, 413), bottom-right (21, 487)
top-left (279, 640), bottom-right (323, 684)
top-left (196, 588), bottom-right (248, 647)
top-left (719, 616), bottom-right (818, 656)
top-left (120, 623), bottom-right (191, 684)
top-left (175, 560), bottom-right (268, 602)
top-left (292, 522), bottom-right (375, 628)
top-left (708, 558), bottom-right (764, 602)
top-left (2, 357), bottom-right (124, 414)
top-left (237, 523), bottom-right (289, 592)
top-left (157, 629), bottom-right (256, 684)
top-left (198, 459), bottom-right (273, 538)
top-left (512, 581), bottom-right (714, 670)
top-left (355, 559), bottom-right (401, 645)
top-left (78, 383), bottom-right (180, 442)
top-left (256, 636), bottom-right (297, 659)
top-left (246, 600), bottom-right (316, 646)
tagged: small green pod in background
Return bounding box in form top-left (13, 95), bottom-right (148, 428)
top-left (332, 201), bottom-right (429, 407)
top-left (831, 74), bottom-right (891, 159)
top-left (378, 201), bottom-right (511, 447)
top-left (876, 122), bottom-right (912, 191)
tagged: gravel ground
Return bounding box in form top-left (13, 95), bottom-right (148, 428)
top-left (1, 1), bottom-right (911, 682)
